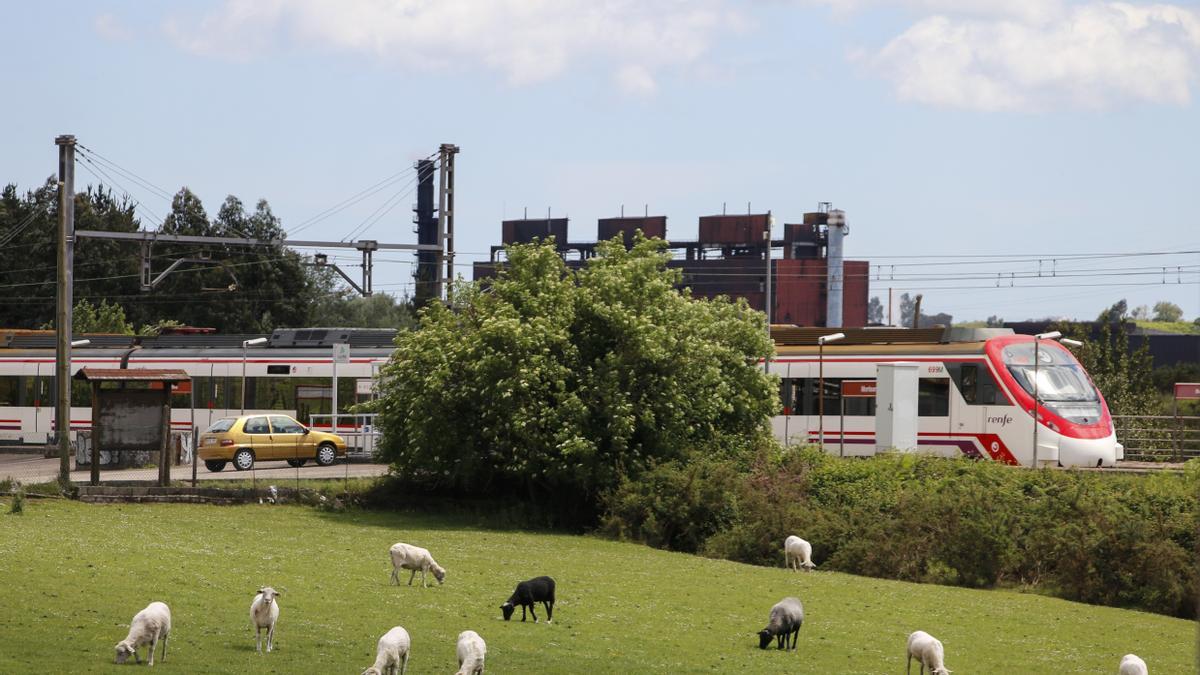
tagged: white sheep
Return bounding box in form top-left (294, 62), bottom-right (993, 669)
top-left (389, 542), bottom-right (446, 588)
top-left (907, 630), bottom-right (951, 675)
top-left (114, 601), bottom-right (171, 666)
top-left (362, 625), bottom-right (411, 675)
top-left (1119, 653), bottom-right (1148, 675)
top-left (250, 586), bottom-right (281, 654)
top-left (784, 535), bottom-right (816, 571)
top-left (455, 629), bottom-right (487, 675)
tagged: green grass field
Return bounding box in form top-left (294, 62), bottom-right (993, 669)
top-left (0, 499), bottom-right (1192, 673)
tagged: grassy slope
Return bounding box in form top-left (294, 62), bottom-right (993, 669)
top-left (0, 500), bottom-right (1191, 674)
top-left (1134, 320), bottom-right (1200, 335)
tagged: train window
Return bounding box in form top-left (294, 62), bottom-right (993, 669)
top-left (779, 379), bottom-right (793, 414)
top-left (0, 376), bottom-right (17, 406)
top-left (918, 378), bottom-right (949, 416)
top-left (266, 365), bottom-right (291, 375)
top-left (946, 363), bottom-right (1009, 406)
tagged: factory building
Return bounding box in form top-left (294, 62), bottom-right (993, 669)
top-left (472, 207), bottom-right (868, 328)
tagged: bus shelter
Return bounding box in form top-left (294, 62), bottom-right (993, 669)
top-left (74, 368), bottom-right (191, 486)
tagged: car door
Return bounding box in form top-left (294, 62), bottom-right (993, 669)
top-left (242, 416), bottom-right (274, 459)
top-left (269, 415), bottom-right (306, 462)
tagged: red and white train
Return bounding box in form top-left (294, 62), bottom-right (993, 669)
top-left (767, 327), bottom-right (1123, 467)
top-left (0, 326), bottom-right (1122, 467)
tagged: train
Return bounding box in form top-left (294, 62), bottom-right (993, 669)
top-left (766, 326), bottom-right (1123, 467)
top-left (0, 326), bottom-right (1122, 468)
top-left (0, 328), bottom-right (396, 445)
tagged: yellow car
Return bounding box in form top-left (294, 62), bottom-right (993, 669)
top-left (198, 414), bottom-right (348, 472)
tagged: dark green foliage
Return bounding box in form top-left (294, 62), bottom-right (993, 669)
top-left (0, 181), bottom-right (413, 332)
top-left (602, 448), bottom-right (1199, 618)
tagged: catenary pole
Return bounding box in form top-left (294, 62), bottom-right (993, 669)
top-left (55, 135), bottom-right (76, 485)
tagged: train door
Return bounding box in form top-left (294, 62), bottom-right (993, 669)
top-left (950, 363), bottom-right (985, 456)
top-left (917, 365), bottom-right (953, 457)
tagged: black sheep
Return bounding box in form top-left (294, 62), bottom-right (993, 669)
top-left (757, 596), bottom-right (804, 651)
top-left (500, 576), bottom-right (555, 623)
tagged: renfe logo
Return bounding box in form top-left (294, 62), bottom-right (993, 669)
top-left (988, 414), bottom-right (1014, 427)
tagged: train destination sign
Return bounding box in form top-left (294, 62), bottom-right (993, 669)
top-left (1175, 383), bottom-right (1200, 400)
top-left (841, 380), bottom-right (876, 398)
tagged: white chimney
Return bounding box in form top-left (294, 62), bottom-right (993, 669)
top-left (826, 209), bottom-right (847, 328)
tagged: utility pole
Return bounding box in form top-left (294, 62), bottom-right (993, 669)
top-left (437, 143), bottom-right (459, 303)
top-left (55, 135), bottom-right (76, 485)
top-left (764, 213), bottom-right (772, 374)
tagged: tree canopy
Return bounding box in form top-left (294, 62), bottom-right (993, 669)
top-left (369, 235), bottom-right (778, 523)
top-left (0, 181), bottom-right (414, 332)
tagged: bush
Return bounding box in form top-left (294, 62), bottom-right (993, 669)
top-left (600, 447), bottom-right (1199, 618)
top-left (8, 481), bottom-right (25, 515)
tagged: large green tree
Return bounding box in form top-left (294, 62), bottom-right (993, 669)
top-left (370, 235), bottom-right (777, 523)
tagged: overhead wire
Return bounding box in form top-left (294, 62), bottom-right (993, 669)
top-left (287, 152), bottom-right (438, 237)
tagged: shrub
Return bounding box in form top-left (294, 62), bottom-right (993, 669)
top-left (600, 447), bottom-right (1199, 618)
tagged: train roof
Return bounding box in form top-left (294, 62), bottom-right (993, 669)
top-left (0, 327), bottom-right (399, 351)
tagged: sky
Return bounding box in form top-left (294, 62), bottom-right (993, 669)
top-left (3, 0), bottom-right (1199, 323)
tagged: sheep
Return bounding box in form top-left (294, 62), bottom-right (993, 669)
top-left (455, 630), bottom-right (487, 675)
top-left (114, 601), bottom-right (171, 666)
top-left (784, 535), bottom-right (816, 571)
top-left (361, 625), bottom-right (411, 675)
top-left (389, 542), bottom-right (446, 588)
top-left (500, 576), bottom-right (556, 623)
top-left (757, 596), bottom-right (804, 650)
top-left (250, 586), bottom-right (281, 654)
top-left (1119, 654), bottom-right (1148, 675)
top-left (907, 630), bottom-right (951, 675)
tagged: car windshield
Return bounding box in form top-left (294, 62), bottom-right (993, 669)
top-left (204, 418), bottom-right (236, 433)
top-left (1002, 342), bottom-right (1097, 403)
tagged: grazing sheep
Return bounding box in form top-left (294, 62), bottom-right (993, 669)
top-left (784, 535), bottom-right (816, 571)
top-left (500, 576), bottom-right (556, 623)
top-left (1119, 654), bottom-right (1148, 675)
top-left (757, 596), bottom-right (804, 651)
top-left (389, 542), bottom-right (446, 588)
top-left (455, 630), bottom-right (487, 675)
top-left (114, 601), bottom-right (171, 666)
top-left (361, 625), bottom-right (411, 675)
top-left (250, 587), bottom-right (281, 654)
top-left (907, 630), bottom-right (951, 675)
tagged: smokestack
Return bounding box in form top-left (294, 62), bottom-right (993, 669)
top-left (826, 209), bottom-right (847, 327)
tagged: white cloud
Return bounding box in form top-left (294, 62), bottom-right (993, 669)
top-left (813, 0), bottom-right (1062, 22)
top-left (165, 0), bottom-right (744, 92)
top-left (615, 65), bottom-right (658, 95)
top-left (94, 13), bottom-right (134, 41)
top-left (866, 2), bottom-right (1200, 110)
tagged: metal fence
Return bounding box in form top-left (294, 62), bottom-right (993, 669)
top-left (1113, 415), bottom-right (1200, 462)
top-left (306, 413), bottom-right (382, 460)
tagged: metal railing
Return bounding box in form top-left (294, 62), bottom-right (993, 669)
top-left (307, 413), bottom-right (381, 460)
top-left (1112, 415), bottom-right (1200, 462)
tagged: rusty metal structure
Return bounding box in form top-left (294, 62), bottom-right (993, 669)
top-left (474, 207), bottom-right (870, 327)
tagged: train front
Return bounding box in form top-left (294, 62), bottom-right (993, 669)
top-left (986, 336), bottom-right (1123, 468)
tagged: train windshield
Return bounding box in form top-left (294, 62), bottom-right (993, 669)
top-left (1001, 343), bottom-right (1098, 403)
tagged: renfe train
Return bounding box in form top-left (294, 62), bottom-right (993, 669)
top-left (0, 326), bottom-right (1122, 468)
top-left (0, 328), bottom-right (396, 444)
top-left (767, 326), bottom-right (1123, 467)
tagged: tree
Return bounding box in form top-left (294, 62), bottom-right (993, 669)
top-left (369, 236), bottom-right (777, 524)
top-left (986, 315), bottom-right (1005, 328)
top-left (1053, 320), bottom-right (1157, 417)
top-left (42, 299), bottom-right (134, 334)
top-left (1130, 305), bottom-right (1149, 321)
top-left (1152, 301), bottom-right (1183, 323)
top-left (899, 293), bottom-right (915, 327)
top-left (1098, 299), bottom-right (1128, 323)
top-left (867, 296), bottom-right (884, 324)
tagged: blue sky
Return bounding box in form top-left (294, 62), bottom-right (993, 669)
top-left (3, 0), bottom-right (1199, 322)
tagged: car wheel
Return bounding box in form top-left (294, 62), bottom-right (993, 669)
top-left (233, 448), bottom-right (255, 471)
top-left (315, 443), bottom-right (337, 466)
top-left (286, 458), bottom-right (307, 468)
top-left (205, 460), bottom-right (227, 472)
